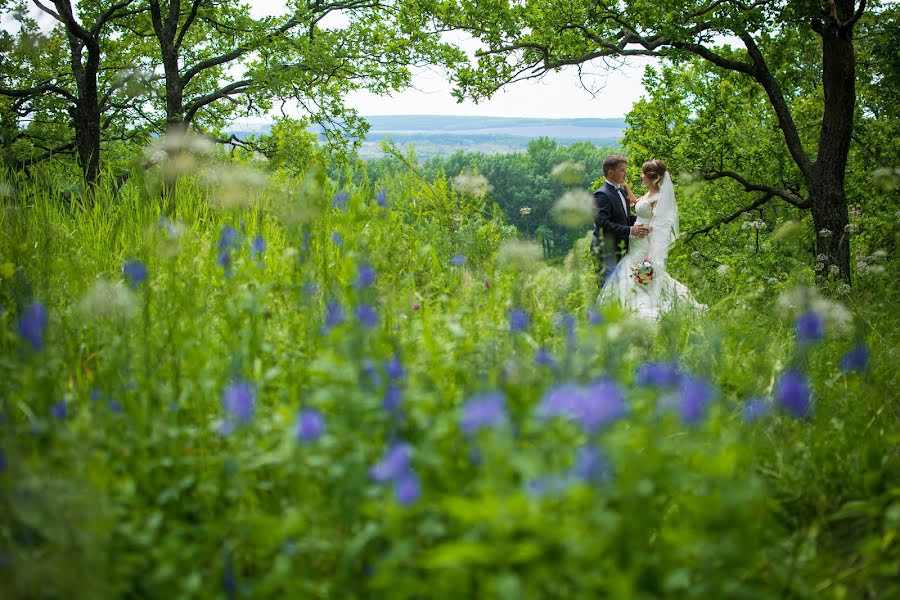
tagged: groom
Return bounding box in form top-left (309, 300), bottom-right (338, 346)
top-left (591, 154), bottom-right (649, 285)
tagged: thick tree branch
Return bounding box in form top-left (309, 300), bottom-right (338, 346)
top-left (183, 79), bottom-right (252, 122)
top-left (701, 170), bottom-right (811, 208)
top-left (0, 83), bottom-right (77, 103)
top-left (175, 0), bottom-right (204, 50)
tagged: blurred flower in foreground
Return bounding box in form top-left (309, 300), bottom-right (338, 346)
top-left (525, 475), bottom-right (569, 497)
top-left (331, 232), bottom-right (343, 248)
top-left (450, 254), bottom-right (466, 266)
top-left (382, 385), bottom-right (402, 413)
top-left (222, 380), bottom-right (255, 423)
top-left (775, 369), bottom-right (811, 419)
top-left (355, 262), bottom-right (376, 289)
top-left (460, 392), bottom-right (507, 434)
top-left (570, 445), bottom-right (611, 484)
top-left (452, 170), bottom-right (492, 197)
top-left (551, 161), bottom-right (586, 185)
top-left (295, 408), bottom-right (325, 442)
top-left (376, 188), bottom-right (387, 207)
top-left (218, 225), bottom-right (239, 251)
top-left (534, 347), bottom-right (556, 367)
top-left (579, 381), bottom-right (627, 432)
top-left (635, 362), bottom-right (681, 387)
top-left (356, 304), bottom-right (379, 328)
top-left (370, 442), bottom-right (412, 483)
top-left (742, 397), bottom-right (770, 423)
top-left (251, 236), bottom-right (265, 257)
top-left (386, 356), bottom-right (406, 381)
top-left (551, 190), bottom-right (595, 228)
top-left (509, 308), bottom-right (529, 332)
top-left (332, 191), bottom-right (349, 210)
top-left (678, 376), bottom-right (716, 424)
top-left (122, 260), bottom-right (147, 287)
top-left (51, 401), bottom-right (68, 420)
top-left (394, 470), bottom-right (421, 505)
top-left (840, 343), bottom-right (869, 372)
top-left (795, 311), bottom-right (823, 342)
top-left (323, 302), bottom-right (345, 333)
top-left (78, 279), bottom-right (137, 321)
top-left (204, 165), bottom-right (267, 209)
top-left (17, 302), bottom-right (47, 351)
top-left (496, 239), bottom-right (542, 271)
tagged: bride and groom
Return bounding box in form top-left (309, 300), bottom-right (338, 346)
top-left (591, 155), bottom-right (705, 319)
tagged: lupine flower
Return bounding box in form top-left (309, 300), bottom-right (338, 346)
top-left (332, 191), bottom-right (349, 210)
top-left (840, 343), bottom-right (869, 372)
top-left (635, 362), bottom-right (681, 387)
top-left (51, 401), bottom-right (67, 420)
top-left (217, 250), bottom-right (232, 274)
top-left (524, 475), bottom-right (570, 497)
top-left (460, 392), bottom-right (507, 434)
top-left (558, 314), bottom-right (576, 346)
top-left (304, 282), bottom-right (318, 295)
top-left (301, 230), bottom-right (311, 252)
top-left (382, 385), bottom-right (402, 413)
top-left (90, 390), bottom-right (102, 402)
top-left (323, 301), bottom-right (345, 332)
top-left (370, 443), bottom-right (412, 483)
top-left (356, 304), bottom-right (379, 328)
top-left (450, 254), bottom-right (466, 266)
top-left (122, 260), bottom-right (147, 287)
top-left (386, 356), bottom-right (406, 380)
top-left (250, 236), bottom-right (266, 256)
top-left (586, 308), bottom-right (603, 326)
top-left (579, 381), bottom-right (627, 432)
top-left (795, 311), bottom-right (823, 342)
top-left (571, 445), bottom-right (611, 484)
top-left (534, 347), bottom-right (556, 367)
top-left (17, 302), bottom-right (47, 351)
top-left (536, 384), bottom-right (584, 421)
top-left (394, 470), bottom-right (421, 505)
top-left (509, 308), bottom-right (529, 332)
top-left (362, 359), bottom-right (382, 388)
top-left (775, 369), bottom-right (811, 419)
top-left (295, 408), bottom-right (325, 442)
top-left (678, 376), bottom-right (716, 424)
top-left (742, 397), bottom-right (770, 423)
top-left (331, 232), bottom-right (343, 247)
top-left (376, 188), bottom-right (387, 207)
top-left (222, 380), bottom-right (254, 423)
top-left (108, 399), bottom-right (123, 413)
top-left (218, 225), bottom-right (239, 251)
top-left (355, 262), bottom-right (376, 289)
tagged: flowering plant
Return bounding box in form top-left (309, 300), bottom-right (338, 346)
top-left (630, 259), bottom-right (654, 285)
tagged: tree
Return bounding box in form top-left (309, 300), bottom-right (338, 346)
top-left (0, 0), bottom-right (143, 185)
top-left (414, 0), bottom-right (877, 283)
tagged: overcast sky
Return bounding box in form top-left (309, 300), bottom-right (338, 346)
top-left (248, 1), bottom-right (649, 119)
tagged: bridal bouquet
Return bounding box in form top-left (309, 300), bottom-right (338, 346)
top-left (630, 259), bottom-right (654, 285)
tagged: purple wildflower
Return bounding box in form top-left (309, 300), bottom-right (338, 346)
top-left (218, 225), bottom-right (239, 251)
top-left (525, 475), bottom-right (570, 497)
top-left (534, 347), bottom-right (556, 367)
top-left (579, 381), bottom-right (627, 432)
top-left (355, 262), bottom-right (376, 289)
top-left (386, 356), bottom-right (406, 380)
top-left (362, 359), bottom-right (382, 388)
top-left (840, 343), bottom-right (869, 372)
top-left (795, 311), bottom-right (823, 342)
top-left (635, 362), bottom-right (681, 387)
top-left (251, 236), bottom-right (265, 256)
top-left (450, 254), bottom-right (466, 266)
top-left (323, 301), bottom-right (345, 332)
top-left (571, 445), bottom-right (611, 484)
top-left (678, 376), bottom-right (716, 424)
top-left (217, 250), bottom-right (232, 274)
top-left (775, 369), bottom-right (811, 419)
top-left (51, 401), bottom-right (67, 420)
top-left (460, 392), bottom-right (507, 434)
top-left (332, 191), bottom-right (350, 210)
top-left (394, 470), bottom-right (421, 505)
top-left (509, 307), bottom-right (529, 332)
top-left (17, 302), bottom-right (48, 351)
top-left (222, 380), bottom-right (254, 423)
top-left (295, 408), bottom-right (325, 442)
top-left (122, 260), bottom-right (147, 287)
top-left (331, 232), bottom-right (343, 248)
top-left (370, 442), bottom-right (412, 483)
top-left (356, 304), bottom-right (379, 328)
top-left (586, 307), bottom-right (603, 326)
top-left (558, 314), bottom-right (576, 346)
top-left (301, 230), bottom-right (311, 252)
top-left (304, 282), bottom-right (318, 295)
top-left (376, 188), bottom-right (387, 207)
top-left (382, 385), bottom-right (402, 413)
top-left (536, 384), bottom-right (584, 421)
top-left (742, 397), bottom-right (770, 423)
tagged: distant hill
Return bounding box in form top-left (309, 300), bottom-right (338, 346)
top-left (227, 115), bottom-right (625, 159)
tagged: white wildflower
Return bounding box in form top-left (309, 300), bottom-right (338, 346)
top-left (550, 161), bottom-right (587, 185)
top-left (716, 264), bottom-right (730, 276)
top-left (691, 251), bottom-right (701, 259)
top-left (452, 171), bottom-right (493, 198)
top-left (78, 278), bottom-right (137, 321)
top-left (551, 190), bottom-right (596, 228)
top-left (844, 223), bottom-right (859, 234)
top-left (519, 206), bottom-right (532, 216)
top-left (204, 165), bottom-right (268, 209)
top-left (829, 265), bottom-right (840, 277)
top-left (871, 249), bottom-right (888, 261)
top-left (496, 239), bottom-right (543, 271)
top-left (857, 261), bottom-right (870, 274)
top-left (819, 228), bottom-right (833, 238)
top-left (767, 277), bottom-right (778, 284)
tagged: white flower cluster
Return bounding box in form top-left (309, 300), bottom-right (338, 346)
top-left (818, 228), bottom-right (833, 238)
top-left (844, 223), bottom-right (859, 234)
top-left (519, 206), bottom-right (532, 216)
top-left (815, 253), bottom-right (828, 272)
top-left (452, 171), bottom-right (493, 198)
top-left (144, 130), bottom-right (214, 181)
top-left (550, 161), bottom-right (587, 185)
top-left (203, 165), bottom-right (268, 209)
top-left (741, 219), bottom-right (768, 231)
top-left (716, 264), bottom-right (730, 276)
top-left (77, 278), bottom-right (137, 322)
top-left (551, 190), bottom-right (595, 228)
top-left (496, 239), bottom-right (543, 271)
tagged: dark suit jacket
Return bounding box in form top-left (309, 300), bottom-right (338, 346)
top-left (592, 181), bottom-right (636, 272)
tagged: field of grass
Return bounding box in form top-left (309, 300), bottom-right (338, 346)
top-left (0, 159), bottom-right (897, 599)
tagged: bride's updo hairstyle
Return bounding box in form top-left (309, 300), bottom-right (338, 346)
top-left (642, 159), bottom-right (667, 189)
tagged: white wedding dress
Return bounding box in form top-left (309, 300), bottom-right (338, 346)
top-left (597, 172), bottom-right (705, 319)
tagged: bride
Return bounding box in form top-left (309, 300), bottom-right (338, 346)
top-left (597, 159), bottom-right (705, 319)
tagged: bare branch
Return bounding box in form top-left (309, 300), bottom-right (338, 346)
top-left (701, 169), bottom-right (810, 208)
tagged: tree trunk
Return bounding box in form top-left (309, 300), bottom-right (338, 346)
top-left (809, 4), bottom-right (857, 284)
top-left (72, 99), bottom-right (102, 187)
